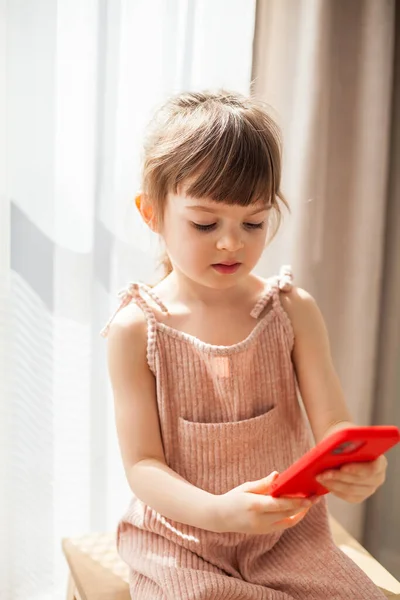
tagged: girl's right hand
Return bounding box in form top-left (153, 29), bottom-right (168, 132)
top-left (214, 471), bottom-right (318, 535)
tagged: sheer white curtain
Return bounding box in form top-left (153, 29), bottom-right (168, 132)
top-left (0, 1), bottom-right (256, 599)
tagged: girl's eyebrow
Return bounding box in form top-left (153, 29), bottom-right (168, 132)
top-left (185, 205), bottom-right (267, 215)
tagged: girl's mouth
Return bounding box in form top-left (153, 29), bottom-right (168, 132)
top-left (212, 263), bottom-right (241, 274)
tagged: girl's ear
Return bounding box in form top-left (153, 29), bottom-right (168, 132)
top-left (135, 193), bottom-right (158, 232)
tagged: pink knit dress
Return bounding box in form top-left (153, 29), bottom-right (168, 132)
top-left (103, 267), bottom-right (386, 599)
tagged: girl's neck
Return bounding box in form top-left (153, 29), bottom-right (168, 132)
top-left (156, 268), bottom-right (263, 311)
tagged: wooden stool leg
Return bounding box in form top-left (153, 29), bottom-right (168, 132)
top-left (67, 573), bottom-right (77, 600)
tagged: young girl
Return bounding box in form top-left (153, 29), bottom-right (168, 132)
top-left (102, 91), bottom-right (388, 599)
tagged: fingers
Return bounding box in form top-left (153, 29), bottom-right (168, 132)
top-left (264, 496), bottom-right (322, 531)
top-left (251, 494), bottom-right (313, 514)
top-left (241, 472), bottom-right (280, 495)
top-left (271, 508), bottom-right (310, 530)
top-left (317, 457), bottom-right (387, 487)
top-left (316, 473), bottom-right (379, 493)
top-left (315, 459), bottom-right (386, 503)
top-left (318, 471), bottom-right (383, 486)
top-left (249, 494), bottom-right (322, 534)
top-left (315, 479), bottom-right (377, 503)
top-left (343, 455), bottom-right (388, 478)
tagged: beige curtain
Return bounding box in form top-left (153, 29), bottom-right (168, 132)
top-left (252, 0), bottom-right (399, 576)
top-left (365, 4), bottom-right (400, 578)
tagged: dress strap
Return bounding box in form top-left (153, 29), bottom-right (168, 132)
top-left (250, 265), bottom-right (293, 319)
top-left (100, 282), bottom-right (168, 338)
top-left (100, 282), bottom-right (169, 375)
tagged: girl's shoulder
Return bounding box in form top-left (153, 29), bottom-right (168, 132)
top-left (257, 265), bottom-right (319, 320)
top-left (253, 266), bottom-right (323, 342)
top-left (106, 301), bottom-right (147, 338)
top-left (105, 302), bottom-right (148, 367)
top-left (279, 285), bottom-right (326, 345)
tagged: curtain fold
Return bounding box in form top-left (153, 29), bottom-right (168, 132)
top-left (365, 6), bottom-right (400, 578)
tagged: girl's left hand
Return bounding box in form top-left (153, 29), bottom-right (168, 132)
top-left (315, 455), bottom-right (388, 503)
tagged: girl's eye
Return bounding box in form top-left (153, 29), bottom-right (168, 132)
top-left (244, 222), bottom-right (264, 230)
top-left (192, 221), bottom-right (265, 232)
top-left (192, 222), bottom-right (217, 231)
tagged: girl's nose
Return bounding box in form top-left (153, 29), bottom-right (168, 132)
top-left (215, 231), bottom-right (244, 252)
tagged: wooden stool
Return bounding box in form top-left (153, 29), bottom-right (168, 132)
top-left (62, 516), bottom-right (400, 600)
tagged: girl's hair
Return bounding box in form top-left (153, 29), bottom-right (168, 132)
top-left (141, 90), bottom-right (288, 277)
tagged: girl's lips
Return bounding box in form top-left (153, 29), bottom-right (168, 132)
top-left (212, 263), bottom-right (241, 274)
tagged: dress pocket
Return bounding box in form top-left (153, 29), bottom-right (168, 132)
top-left (176, 406), bottom-right (282, 495)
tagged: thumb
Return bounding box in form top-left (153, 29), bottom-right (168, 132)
top-left (243, 471), bottom-right (280, 495)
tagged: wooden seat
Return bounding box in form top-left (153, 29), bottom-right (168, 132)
top-left (62, 516), bottom-right (400, 600)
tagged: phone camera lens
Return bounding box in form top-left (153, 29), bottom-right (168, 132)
top-left (332, 442), bottom-right (352, 455)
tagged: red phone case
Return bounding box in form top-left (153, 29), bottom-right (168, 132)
top-left (270, 425), bottom-right (400, 498)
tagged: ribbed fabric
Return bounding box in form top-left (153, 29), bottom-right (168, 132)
top-left (106, 267), bottom-right (386, 599)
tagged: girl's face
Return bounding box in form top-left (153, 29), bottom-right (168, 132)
top-left (160, 192), bottom-right (269, 289)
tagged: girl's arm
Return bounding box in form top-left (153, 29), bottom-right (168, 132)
top-left (106, 304), bottom-right (221, 531)
top-left (282, 287), bottom-right (387, 503)
top-left (281, 287), bottom-right (354, 444)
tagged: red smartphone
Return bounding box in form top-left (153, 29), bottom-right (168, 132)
top-left (270, 425), bottom-right (400, 499)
